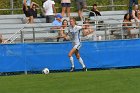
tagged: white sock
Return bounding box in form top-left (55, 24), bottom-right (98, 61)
top-left (78, 57), bottom-right (85, 68)
top-left (70, 56), bottom-right (74, 68)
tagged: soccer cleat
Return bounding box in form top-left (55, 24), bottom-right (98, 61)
top-left (70, 67), bottom-right (75, 72)
top-left (83, 67), bottom-right (87, 71)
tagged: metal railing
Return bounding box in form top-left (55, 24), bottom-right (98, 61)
top-left (3, 21), bottom-right (140, 44)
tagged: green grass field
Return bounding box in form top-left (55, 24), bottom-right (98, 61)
top-left (0, 68), bottom-right (140, 93)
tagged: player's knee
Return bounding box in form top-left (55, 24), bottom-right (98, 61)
top-left (76, 55), bottom-right (80, 59)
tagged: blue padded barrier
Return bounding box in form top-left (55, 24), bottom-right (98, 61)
top-left (0, 39), bottom-right (140, 72)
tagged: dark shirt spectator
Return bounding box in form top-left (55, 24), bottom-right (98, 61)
top-left (89, 4), bottom-right (101, 17)
top-left (30, 3), bottom-right (39, 18)
top-left (23, 0), bottom-right (33, 23)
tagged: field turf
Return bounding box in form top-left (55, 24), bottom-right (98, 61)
top-left (0, 68), bottom-right (140, 93)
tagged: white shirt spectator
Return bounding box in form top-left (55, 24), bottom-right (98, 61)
top-left (43, 0), bottom-right (55, 15)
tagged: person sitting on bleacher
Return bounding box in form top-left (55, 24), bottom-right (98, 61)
top-left (123, 13), bottom-right (133, 38)
top-left (57, 19), bottom-right (69, 42)
top-left (82, 19), bottom-right (94, 40)
top-left (89, 4), bottom-right (103, 26)
top-left (52, 14), bottom-right (63, 27)
top-left (51, 14), bottom-right (63, 33)
top-left (30, 2), bottom-right (39, 18)
top-left (138, 11), bottom-right (140, 20)
top-left (89, 4), bottom-right (101, 17)
top-left (132, 4), bottom-right (139, 26)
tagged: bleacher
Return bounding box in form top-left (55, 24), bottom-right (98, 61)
top-left (0, 10), bottom-right (139, 43)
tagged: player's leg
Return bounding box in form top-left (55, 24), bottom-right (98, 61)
top-left (68, 48), bottom-right (77, 72)
top-left (75, 50), bottom-right (87, 71)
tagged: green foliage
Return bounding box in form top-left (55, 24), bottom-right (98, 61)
top-left (0, 0), bottom-right (132, 15)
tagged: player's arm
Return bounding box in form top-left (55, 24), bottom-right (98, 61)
top-left (64, 28), bottom-right (70, 40)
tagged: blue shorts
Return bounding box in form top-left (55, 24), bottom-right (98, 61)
top-left (61, 3), bottom-right (71, 7)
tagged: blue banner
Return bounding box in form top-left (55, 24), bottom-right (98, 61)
top-left (0, 39), bottom-right (140, 72)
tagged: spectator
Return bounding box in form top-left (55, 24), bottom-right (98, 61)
top-left (129, 0), bottom-right (138, 15)
top-left (132, 4), bottom-right (139, 22)
top-left (30, 2), bottom-right (39, 18)
top-left (123, 13), bottom-right (133, 38)
top-left (43, 0), bottom-right (56, 23)
top-left (52, 14), bottom-right (63, 27)
top-left (61, 0), bottom-right (71, 17)
top-left (23, 0), bottom-right (33, 24)
top-left (82, 19), bottom-right (94, 40)
top-left (57, 19), bottom-right (69, 42)
top-left (0, 34), bottom-right (3, 43)
top-left (89, 4), bottom-right (101, 17)
top-left (75, 0), bottom-right (87, 20)
top-left (138, 11), bottom-right (140, 20)
top-left (51, 14), bottom-right (63, 33)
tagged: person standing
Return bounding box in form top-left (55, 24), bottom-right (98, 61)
top-left (43, 0), bottom-right (56, 23)
top-left (129, 0), bottom-right (138, 15)
top-left (61, 0), bottom-right (71, 17)
top-left (66, 17), bottom-right (87, 72)
top-left (23, 0), bottom-right (33, 24)
top-left (75, 0), bottom-right (87, 20)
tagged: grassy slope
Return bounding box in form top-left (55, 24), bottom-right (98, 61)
top-left (0, 68), bottom-right (140, 93)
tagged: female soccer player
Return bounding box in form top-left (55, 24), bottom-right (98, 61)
top-left (67, 17), bottom-right (87, 72)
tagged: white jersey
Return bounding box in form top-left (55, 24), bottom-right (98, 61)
top-left (68, 25), bottom-right (82, 44)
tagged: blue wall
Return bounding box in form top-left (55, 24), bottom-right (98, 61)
top-left (0, 39), bottom-right (140, 72)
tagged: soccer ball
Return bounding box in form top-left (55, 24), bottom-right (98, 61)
top-left (42, 68), bottom-right (49, 74)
